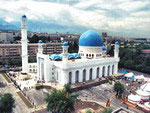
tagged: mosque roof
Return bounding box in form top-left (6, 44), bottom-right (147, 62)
top-left (50, 54), bottom-right (62, 61)
top-left (62, 42), bottom-right (68, 46)
top-left (115, 41), bottom-right (119, 45)
top-left (79, 30), bottom-right (103, 47)
top-left (38, 40), bottom-right (43, 44)
top-left (68, 53), bottom-right (80, 59)
top-left (22, 15), bottom-right (27, 18)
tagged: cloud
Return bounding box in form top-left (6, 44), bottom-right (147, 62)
top-left (0, 0), bottom-right (149, 38)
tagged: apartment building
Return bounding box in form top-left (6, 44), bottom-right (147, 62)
top-left (0, 43), bottom-right (62, 63)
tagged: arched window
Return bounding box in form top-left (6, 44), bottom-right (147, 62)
top-left (112, 65), bottom-right (114, 75)
top-left (108, 65), bottom-right (110, 76)
top-left (102, 66), bottom-right (105, 77)
top-left (83, 69), bottom-right (86, 82)
top-left (75, 71), bottom-right (79, 83)
top-left (89, 68), bottom-right (93, 80)
top-left (97, 67), bottom-right (99, 78)
top-left (92, 54), bottom-right (94, 58)
top-left (69, 72), bottom-right (72, 84)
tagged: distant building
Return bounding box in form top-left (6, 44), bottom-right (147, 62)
top-left (0, 32), bottom-right (18, 43)
top-left (141, 49), bottom-right (150, 57)
top-left (0, 43), bottom-right (62, 63)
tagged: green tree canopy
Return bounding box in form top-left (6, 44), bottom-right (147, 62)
top-left (45, 88), bottom-right (78, 113)
top-left (114, 81), bottom-right (125, 97)
top-left (0, 93), bottom-right (15, 113)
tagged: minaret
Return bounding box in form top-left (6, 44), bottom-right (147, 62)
top-left (62, 42), bottom-right (69, 62)
top-left (21, 15), bottom-right (28, 73)
top-left (38, 40), bottom-right (43, 54)
top-left (114, 41), bottom-right (119, 58)
top-left (102, 45), bottom-right (107, 57)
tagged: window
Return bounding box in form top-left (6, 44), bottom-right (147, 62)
top-left (108, 66), bottom-right (110, 76)
top-left (75, 71), bottom-right (79, 83)
top-left (112, 65), bottom-right (114, 75)
top-left (83, 69), bottom-right (86, 82)
top-left (89, 68), bottom-right (92, 80)
top-left (69, 72), bottom-right (72, 84)
top-left (102, 66), bottom-right (105, 77)
top-left (97, 67), bottom-right (99, 78)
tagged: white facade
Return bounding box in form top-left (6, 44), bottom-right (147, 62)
top-left (21, 15), bottom-right (28, 73)
top-left (36, 30), bottom-right (120, 86)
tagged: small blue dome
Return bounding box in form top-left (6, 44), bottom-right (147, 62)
top-left (72, 53), bottom-right (80, 58)
top-left (50, 54), bottom-right (62, 61)
top-left (68, 54), bottom-right (75, 59)
top-left (62, 42), bottom-right (68, 46)
top-left (22, 15), bottom-right (27, 18)
top-left (38, 40), bottom-right (43, 44)
top-left (79, 30), bottom-right (103, 47)
top-left (115, 41), bottom-right (119, 45)
top-left (102, 45), bottom-right (107, 51)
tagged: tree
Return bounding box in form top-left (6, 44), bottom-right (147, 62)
top-left (0, 93), bottom-right (15, 113)
top-left (64, 84), bottom-right (73, 94)
top-left (86, 110), bottom-right (93, 113)
top-left (45, 88), bottom-right (78, 113)
top-left (114, 81), bottom-right (125, 97)
top-left (100, 108), bottom-right (113, 113)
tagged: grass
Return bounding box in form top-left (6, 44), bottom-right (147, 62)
top-left (1, 73), bottom-right (12, 83)
top-left (17, 91), bottom-right (33, 108)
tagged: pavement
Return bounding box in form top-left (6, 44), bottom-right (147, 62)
top-left (77, 83), bottom-right (145, 113)
top-left (0, 73), bottom-right (31, 113)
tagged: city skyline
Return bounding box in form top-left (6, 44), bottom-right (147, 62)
top-left (0, 0), bottom-right (150, 38)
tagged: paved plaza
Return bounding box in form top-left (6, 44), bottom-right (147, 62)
top-left (77, 83), bottom-right (145, 113)
top-left (0, 72), bottom-right (148, 113)
top-left (0, 74), bottom-right (31, 113)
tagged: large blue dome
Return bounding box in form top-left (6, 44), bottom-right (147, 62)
top-left (79, 30), bottom-right (103, 46)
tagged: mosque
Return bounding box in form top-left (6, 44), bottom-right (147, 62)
top-left (21, 15), bottom-right (120, 86)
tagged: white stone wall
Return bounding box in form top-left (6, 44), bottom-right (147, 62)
top-left (28, 63), bottom-right (37, 72)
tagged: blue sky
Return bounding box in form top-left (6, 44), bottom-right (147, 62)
top-left (0, 0), bottom-right (150, 38)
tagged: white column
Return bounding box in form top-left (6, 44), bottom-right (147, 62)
top-left (86, 68), bottom-right (90, 81)
top-left (99, 66), bottom-right (102, 78)
top-left (72, 70), bottom-right (75, 84)
top-left (114, 63), bottom-right (118, 74)
top-left (79, 70), bottom-right (82, 82)
top-left (93, 67), bottom-right (97, 79)
top-left (21, 15), bottom-right (28, 73)
top-left (110, 65), bottom-right (112, 76)
top-left (105, 65), bottom-right (108, 77)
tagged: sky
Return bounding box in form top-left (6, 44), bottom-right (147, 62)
top-left (0, 0), bottom-right (150, 38)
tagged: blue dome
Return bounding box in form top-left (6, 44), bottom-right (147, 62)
top-left (72, 53), bottom-right (80, 58)
top-left (50, 54), bottom-right (62, 61)
top-left (22, 15), bottom-right (26, 18)
top-left (68, 54), bottom-right (75, 59)
top-left (102, 45), bottom-right (107, 51)
top-left (115, 41), bottom-right (119, 45)
top-left (62, 42), bottom-right (68, 46)
top-left (79, 30), bottom-right (103, 46)
top-left (38, 40), bottom-right (43, 44)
